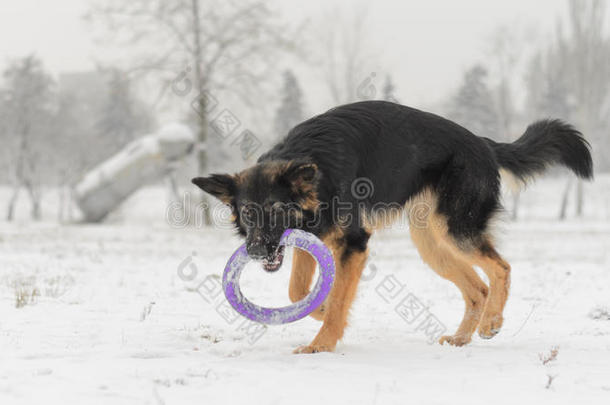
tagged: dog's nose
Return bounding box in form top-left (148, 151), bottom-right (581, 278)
top-left (247, 244), bottom-right (267, 260)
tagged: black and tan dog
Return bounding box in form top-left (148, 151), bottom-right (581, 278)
top-left (193, 101), bottom-right (592, 353)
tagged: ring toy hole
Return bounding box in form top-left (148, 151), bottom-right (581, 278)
top-left (222, 229), bottom-right (335, 325)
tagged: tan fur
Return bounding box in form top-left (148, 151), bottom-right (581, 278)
top-left (287, 162), bottom-right (320, 212)
top-left (260, 160), bottom-right (288, 181)
top-left (361, 204), bottom-right (405, 231)
top-left (406, 188), bottom-right (510, 345)
top-left (288, 248), bottom-right (316, 303)
top-left (288, 248), bottom-right (325, 321)
top-left (290, 187), bottom-right (512, 352)
top-left (299, 193), bottom-right (321, 212)
top-left (289, 227), bottom-right (346, 323)
top-left (499, 168), bottom-right (523, 194)
top-left (294, 230), bottom-right (368, 353)
top-left (408, 193), bottom-right (487, 346)
top-left (470, 243), bottom-right (511, 338)
top-left (236, 161), bottom-right (321, 215)
top-left (266, 161), bottom-right (321, 211)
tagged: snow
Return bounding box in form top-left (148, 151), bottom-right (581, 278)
top-left (156, 123), bottom-right (195, 161)
top-left (1, 175), bottom-right (610, 404)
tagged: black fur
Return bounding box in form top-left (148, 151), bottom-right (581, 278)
top-left (484, 119), bottom-right (593, 182)
top-left (194, 101), bottom-right (593, 261)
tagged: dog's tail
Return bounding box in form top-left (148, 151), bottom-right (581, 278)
top-left (485, 119), bottom-right (593, 186)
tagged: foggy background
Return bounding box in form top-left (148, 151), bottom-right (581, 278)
top-left (2, 2), bottom-right (610, 403)
top-left (1, 0), bottom-right (609, 221)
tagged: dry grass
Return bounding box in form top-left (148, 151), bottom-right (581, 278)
top-left (10, 275), bottom-right (74, 308)
top-left (140, 301), bottom-right (156, 321)
top-left (539, 346), bottom-right (560, 390)
top-left (539, 346), bottom-right (559, 365)
top-left (545, 374), bottom-right (557, 389)
top-left (588, 306), bottom-right (610, 321)
top-left (43, 275), bottom-right (74, 298)
top-left (15, 283), bottom-right (40, 308)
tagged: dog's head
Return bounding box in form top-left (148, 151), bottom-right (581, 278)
top-left (192, 159), bottom-right (320, 272)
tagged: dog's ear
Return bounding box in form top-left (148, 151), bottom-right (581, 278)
top-left (191, 174), bottom-right (237, 205)
top-left (282, 161), bottom-right (319, 191)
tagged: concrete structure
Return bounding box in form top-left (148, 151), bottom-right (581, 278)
top-left (73, 123), bottom-right (194, 222)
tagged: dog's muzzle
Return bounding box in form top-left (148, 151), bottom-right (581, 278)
top-left (260, 245), bottom-right (285, 272)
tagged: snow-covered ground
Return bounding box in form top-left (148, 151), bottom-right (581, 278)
top-left (1, 175), bottom-right (609, 404)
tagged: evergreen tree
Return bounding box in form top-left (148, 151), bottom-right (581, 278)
top-left (525, 0), bottom-right (610, 216)
top-left (274, 70), bottom-right (305, 137)
top-left (526, 50), bottom-right (571, 120)
top-left (448, 65), bottom-right (500, 139)
top-left (382, 74), bottom-right (399, 103)
top-left (96, 69), bottom-right (154, 154)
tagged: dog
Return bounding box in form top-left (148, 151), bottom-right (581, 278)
top-left (192, 100), bottom-right (593, 353)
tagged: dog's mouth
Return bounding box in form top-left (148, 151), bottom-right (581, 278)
top-left (261, 245), bottom-right (285, 272)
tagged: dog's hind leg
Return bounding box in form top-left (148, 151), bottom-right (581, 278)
top-left (410, 222), bottom-right (489, 346)
top-left (408, 189), bottom-right (489, 346)
top-left (469, 240), bottom-right (511, 339)
top-left (288, 248), bottom-right (325, 321)
top-left (437, 261), bottom-right (488, 346)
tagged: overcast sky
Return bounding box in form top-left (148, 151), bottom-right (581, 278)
top-left (1, 0), bottom-right (608, 114)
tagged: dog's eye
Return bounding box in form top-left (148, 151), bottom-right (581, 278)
top-left (241, 206), bottom-right (255, 219)
top-left (271, 202), bottom-right (285, 212)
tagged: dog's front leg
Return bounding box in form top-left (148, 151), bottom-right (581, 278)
top-left (289, 248), bottom-right (328, 321)
top-left (294, 247), bottom-right (368, 354)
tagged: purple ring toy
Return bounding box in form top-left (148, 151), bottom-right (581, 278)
top-left (222, 229), bottom-right (335, 325)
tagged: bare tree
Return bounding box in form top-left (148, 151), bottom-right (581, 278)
top-left (525, 49), bottom-right (571, 121)
top-left (96, 68), bottom-right (155, 152)
top-left (88, 0), bottom-right (293, 223)
top-left (316, 5), bottom-right (375, 104)
top-left (527, 0), bottom-right (610, 217)
top-left (2, 56), bottom-right (55, 221)
top-left (487, 24), bottom-right (531, 142)
top-left (274, 70), bottom-right (305, 138)
top-left (382, 74), bottom-right (399, 103)
top-left (563, 0), bottom-right (609, 215)
top-left (53, 91), bottom-right (87, 222)
top-left (487, 24), bottom-right (530, 220)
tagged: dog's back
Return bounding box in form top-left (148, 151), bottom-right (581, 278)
top-left (261, 100), bottom-right (582, 247)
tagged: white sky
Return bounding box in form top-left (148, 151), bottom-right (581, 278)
top-left (1, 0), bottom-right (608, 114)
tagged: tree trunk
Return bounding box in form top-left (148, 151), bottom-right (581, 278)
top-left (191, 0), bottom-right (211, 225)
top-left (167, 171), bottom-right (181, 202)
top-left (68, 186), bottom-right (75, 222)
top-left (575, 179), bottom-right (584, 217)
top-left (58, 169), bottom-right (67, 222)
top-left (196, 101), bottom-right (211, 226)
top-left (58, 185), bottom-right (65, 223)
top-left (6, 185), bottom-right (20, 221)
top-left (31, 199), bottom-right (41, 221)
top-left (25, 180), bottom-right (41, 220)
top-left (559, 178), bottom-right (573, 220)
top-left (7, 146), bottom-right (25, 222)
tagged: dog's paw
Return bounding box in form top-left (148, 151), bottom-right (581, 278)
top-left (478, 313), bottom-right (503, 339)
top-left (439, 334), bottom-right (471, 347)
top-left (293, 343), bottom-right (335, 354)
